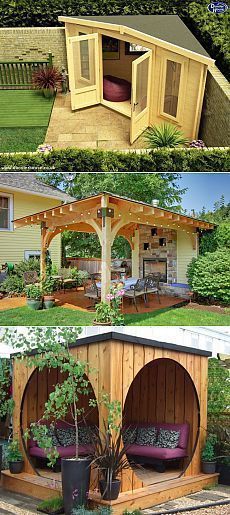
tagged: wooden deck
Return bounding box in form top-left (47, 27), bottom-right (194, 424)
top-left (1, 470), bottom-right (218, 514)
top-left (0, 288), bottom-right (187, 314)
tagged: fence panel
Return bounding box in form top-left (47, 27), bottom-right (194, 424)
top-left (0, 53), bottom-right (53, 89)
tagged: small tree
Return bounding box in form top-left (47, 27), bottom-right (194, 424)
top-left (208, 358), bottom-right (230, 420)
top-left (0, 327), bottom-right (95, 465)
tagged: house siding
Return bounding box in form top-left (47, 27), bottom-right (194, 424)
top-left (177, 230), bottom-right (197, 283)
top-left (0, 188), bottom-right (61, 267)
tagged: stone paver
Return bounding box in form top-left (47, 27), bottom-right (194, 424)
top-left (45, 93), bottom-right (145, 150)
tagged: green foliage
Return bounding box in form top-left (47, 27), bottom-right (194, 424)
top-left (201, 434), bottom-right (217, 462)
top-left (0, 275), bottom-right (24, 294)
top-left (144, 124), bottom-right (188, 148)
top-left (95, 286), bottom-right (125, 326)
top-left (200, 223), bottom-right (230, 255)
top-left (37, 496), bottom-right (64, 513)
top-left (25, 284), bottom-right (42, 300)
top-left (0, 148), bottom-right (229, 173)
top-left (187, 248), bottom-right (230, 304)
top-left (208, 415), bottom-right (230, 464)
top-left (72, 507), bottom-right (111, 515)
top-left (7, 439), bottom-right (23, 462)
top-left (42, 276), bottom-right (56, 295)
top-left (0, 359), bottom-right (14, 420)
top-left (94, 302), bottom-right (112, 324)
top-left (14, 258), bottom-right (41, 277)
top-left (207, 358), bottom-right (230, 418)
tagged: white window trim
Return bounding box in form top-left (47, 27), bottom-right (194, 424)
top-left (24, 250), bottom-right (41, 260)
top-left (0, 191), bottom-right (14, 232)
top-left (159, 52), bottom-right (188, 125)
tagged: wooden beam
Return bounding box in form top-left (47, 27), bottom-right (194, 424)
top-left (101, 195), bottom-right (112, 302)
top-left (131, 229), bottom-right (140, 277)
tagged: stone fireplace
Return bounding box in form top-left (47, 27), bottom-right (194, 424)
top-left (139, 225), bottom-right (177, 283)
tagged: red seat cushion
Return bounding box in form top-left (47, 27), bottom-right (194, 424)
top-left (103, 75), bottom-right (131, 102)
top-left (126, 444), bottom-right (187, 460)
top-left (29, 444), bottom-right (92, 459)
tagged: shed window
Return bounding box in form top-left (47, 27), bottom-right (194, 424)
top-left (80, 39), bottom-right (90, 80)
top-left (163, 60), bottom-right (181, 118)
top-left (0, 194), bottom-right (13, 231)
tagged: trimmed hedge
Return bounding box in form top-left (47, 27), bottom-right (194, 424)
top-left (0, 1), bottom-right (229, 79)
top-left (0, 148), bottom-right (229, 173)
top-left (187, 248), bottom-right (230, 304)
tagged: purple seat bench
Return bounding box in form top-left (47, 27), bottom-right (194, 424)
top-left (125, 422), bottom-right (189, 472)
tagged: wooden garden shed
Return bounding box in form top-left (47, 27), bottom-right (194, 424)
top-left (2, 331), bottom-right (218, 512)
top-left (58, 15), bottom-right (214, 143)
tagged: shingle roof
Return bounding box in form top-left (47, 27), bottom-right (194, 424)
top-left (73, 15), bottom-right (210, 59)
top-left (0, 173), bottom-right (75, 202)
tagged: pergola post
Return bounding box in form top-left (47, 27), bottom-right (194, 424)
top-left (131, 228), bottom-right (140, 277)
top-left (101, 195), bottom-right (112, 302)
top-left (40, 223), bottom-right (47, 282)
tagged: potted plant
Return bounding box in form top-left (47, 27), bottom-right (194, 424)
top-left (37, 496), bottom-right (64, 514)
top-left (15, 328), bottom-right (94, 515)
top-left (90, 422), bottom-right (130, 501)
top-left (32, 66), bottom-right (62, 98)
top-left (42, 277), bottom-right (56, 309)
top-left (7, 439), bottom-right (24, 474)
top-left (93, 285), bottom-right (124, 326)
top-left (201, 434), bottom-right (217, 474)
top-left (25, 284), bottom-right (42, 310)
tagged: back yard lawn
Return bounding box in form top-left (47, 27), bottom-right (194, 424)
top-left (0, 305), bottom-right (229, 326)
top-left (0, 89), bottom-right (54, 152)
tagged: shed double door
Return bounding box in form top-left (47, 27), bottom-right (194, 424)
top-left (68, 34), bottom-right (152, 143)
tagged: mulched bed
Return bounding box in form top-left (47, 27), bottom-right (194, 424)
top-left (185, 302), bottom-right (229, 315)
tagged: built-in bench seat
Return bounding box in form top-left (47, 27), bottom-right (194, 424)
top-left (124, 422), bottom-right (189, 472)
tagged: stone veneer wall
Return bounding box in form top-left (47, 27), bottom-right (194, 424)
top-left (199, 65), bottom-right (230, 147)
top-left (0, 27), bottom-right (67, 69)
top-left (139, 226), bottom-right (177, 283)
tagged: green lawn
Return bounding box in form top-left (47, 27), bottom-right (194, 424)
top-left (0, 305), bottom-right (229, 326)
top-left (0, 127), bottom-right (47, 152)
top-left (0, 90), bottom-right (54, 128)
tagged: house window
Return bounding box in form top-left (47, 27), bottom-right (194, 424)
top-left (163, 60), bottom-right (181, 118)
top-left (0, 193), bottom-right (13, 231)
top-left (24, 250), bottom-right (41, 260)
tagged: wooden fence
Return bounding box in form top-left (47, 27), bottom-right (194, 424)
top-left (66, 257), bottom-right (132, 275)
top-left (0, 53), bottom-right (53, 89)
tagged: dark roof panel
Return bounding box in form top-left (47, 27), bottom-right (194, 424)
top-left (75, 15), bottom-right (210, 58)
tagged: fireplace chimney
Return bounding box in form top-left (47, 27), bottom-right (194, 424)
top-left (151, 199), bottom-right (159, 207)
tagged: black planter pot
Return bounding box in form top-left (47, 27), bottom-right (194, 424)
top-left (99, 479), bottom-right (121, 500)
top-left (9, 460), bottom-right (24, 474)
top-left (61, 457), bottom-right (91, 515)
top-left (217, 463), bottom-right (230, 485)
top-left (201, 460), bottom-right (216, 474)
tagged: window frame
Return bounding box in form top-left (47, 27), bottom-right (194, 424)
top-left (0, 191), bottom-right (14, 232)
top-left (159, 51), bottom-right (188, 125)
top-left (24, 250), bottom-right (41, 260)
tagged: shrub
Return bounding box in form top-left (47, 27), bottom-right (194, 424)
top-left (25, 284), bottom-right (42, 299)
top-left (32, 66), bottom-right (62, 90)
top-left (207, 358), bottom-right (230, 419)
top-left (0, 148), bottom-right (229, 172)
top-left (7, 439), bottom-right (23, 462)
top-left (14, 258), bottom-right (40, 277)
top-left (0, 275), bottom-right (24, 295)
top-left (187, 248), bottom-right (230, 304)
top-left (201, 434), bottom-right (217, 462)
top-left (144, 123), bottom-right (188, 148)
top-left (200, 222), bottom-right (230, 255)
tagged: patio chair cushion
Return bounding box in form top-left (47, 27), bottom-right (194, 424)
top-left (126, 444), bottom-right (187, 460)
top-left (29, 444), bottom-right (92, 459)
top-left (136, 426), bottom-right (158, 446)
top-left (155, 429), bottom-right (180, 449)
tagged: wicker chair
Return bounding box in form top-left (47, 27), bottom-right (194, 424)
top-left (123, 278), bottom-right (147, 312)
top-left (23, 271), bottom-right (40, 286)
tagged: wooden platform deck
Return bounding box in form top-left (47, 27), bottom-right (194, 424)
top-left (1, 470), bottom-right (218, 514)
top-left (0, 288), bottom-right (187, 314)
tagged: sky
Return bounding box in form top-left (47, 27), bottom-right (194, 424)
top-left (178, 173), bottom-right (230, 212)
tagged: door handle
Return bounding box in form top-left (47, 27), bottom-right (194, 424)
top-left (133, 102), bottom-right (139, 112)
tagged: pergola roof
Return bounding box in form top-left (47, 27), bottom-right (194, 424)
top-left (13, 191), bottom-right (215, 233)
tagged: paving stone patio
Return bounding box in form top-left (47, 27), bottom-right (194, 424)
top-left (45, 93), bottom-right (145, 150)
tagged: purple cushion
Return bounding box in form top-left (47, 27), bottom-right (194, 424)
top-left (126, 444), bottom-right (187, 460)
top-left (29, 444), bottom-right (92, 459)
top-left (125, 422), bottom-right (189, 450)
top-left (103, 75), bottom-right (131, 102)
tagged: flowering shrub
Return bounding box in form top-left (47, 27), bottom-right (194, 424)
top-left (189, 140), bottom-right (206, 148)
top-left (106, 284), bottom-right (125, 326)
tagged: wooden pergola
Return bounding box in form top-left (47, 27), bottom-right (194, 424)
top-left (14, 192), bottom-right (214, 301)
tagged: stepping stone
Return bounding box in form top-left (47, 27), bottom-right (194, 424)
top-left (188, 492), bottom-right (226, 501)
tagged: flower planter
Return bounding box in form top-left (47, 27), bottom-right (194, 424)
top-left (9, 460), bottom-right (24, 474)
top-left (99, 479), bottom-right (121, 500)
top-left (93, 321), bottom-right (112, 326)
top-left (43, 87), bottom-right (55, 98)
top-left (61, 457), bottom-right (91, 515)
top-left (43, 296), bottom-right (55, 309)
top-left (26, 299), bottom-right (42, 310)
top-left (201, 460), bottom-right (216, 474)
